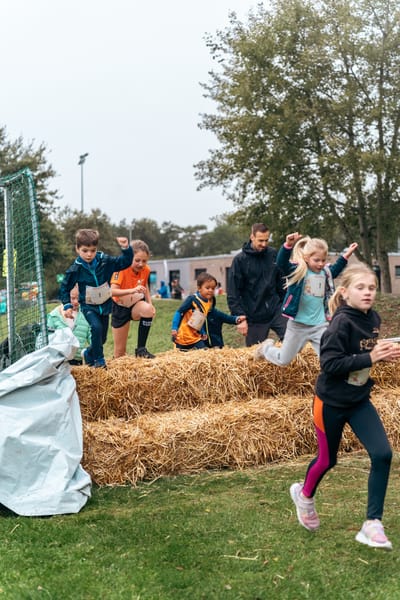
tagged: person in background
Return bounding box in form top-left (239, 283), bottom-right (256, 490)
top-left (47, 285), bottom-right (91, 365)
top-left (59, 229), bottom-right (133, 369)
top-left (214, 282), bottom-right (224, 296)
top-left (171, 272), bottom-right (245, 351)
top-left (111, 240), bottom-right (156, 359)
top-left (171, 278), bottom-right (184, 300)
top-left (227, 223), bottom-right (287, 346)
top-left (290, 264), bottom-right (400, 550)
top-left (254, 232), bottom-right (358, 364)
top-left (157, 280), bottom-right (170, 299)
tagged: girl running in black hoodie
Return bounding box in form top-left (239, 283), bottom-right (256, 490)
top-left (290, 264), bottom-right (400, 550)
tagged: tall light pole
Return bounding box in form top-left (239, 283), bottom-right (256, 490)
top-left (78, 153), bottom-right (89, 212)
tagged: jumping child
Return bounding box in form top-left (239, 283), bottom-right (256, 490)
top-left (59, 229), bottom-right (133, 368)
top-left (254, 232), bottom-right (357, 364)
top-left (290, 264), bottom-right (400, 549)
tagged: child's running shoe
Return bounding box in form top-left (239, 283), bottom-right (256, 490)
top-left (135, 347), bottom-right (155, 359)
top-left (355, 519), bottom-right (392, 550)
top-left (93, 358), bottom-right (107, 369)
top-left (81, 349), bottom-right (92, 366)
top-left (290, 482), bottom-right (320, 531)
top-left (253, 338), bottom-right (274, 360)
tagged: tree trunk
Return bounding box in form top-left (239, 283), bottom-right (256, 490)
top-left (378, 251), bottom-right (392, 293)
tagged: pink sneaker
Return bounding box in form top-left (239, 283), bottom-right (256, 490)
top-left (355, 520), bottom-right (392, 550)
top-left (290, 483), bottom-right (320, 531)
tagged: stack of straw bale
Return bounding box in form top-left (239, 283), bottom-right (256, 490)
top-left (72, 347), bottom-right (400, 486)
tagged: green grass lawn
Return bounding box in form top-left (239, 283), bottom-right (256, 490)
top-left (3, 294), bottom-right (399, 598)
top-left (1, 454), bottom-right (400, 599)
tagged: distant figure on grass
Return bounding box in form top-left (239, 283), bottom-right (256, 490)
top-left (214, 282), bottom-right (224, 296)
top-left (47, 285), bottom-right (91, 365)
top-left (254, 232), bottom-right (358, 364)
top-left (227, 223), bottom-right (287, 346)
top-left (156, 280), bottom-right (170, 299)
top-left (59, 229), bottom-right (133, 368)
top-left (111, 240), bottom-right (156, 359)
top-left (171, 272), bottom-right (246, 351)
top-left (290, 264), bottom-right (400, 550)
top-left (170, 278), bottom-right (184, 300)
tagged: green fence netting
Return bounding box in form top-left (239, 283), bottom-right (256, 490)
top-left (0, 167), bottom-right (48, 368)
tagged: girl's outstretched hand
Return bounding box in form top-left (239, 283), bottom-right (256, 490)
top-left (343, 242), bottom-right (358, 260)
top-left (370, 340), bottom-right (400, 363)
top-left (285, 232), bottom-right (302, 248)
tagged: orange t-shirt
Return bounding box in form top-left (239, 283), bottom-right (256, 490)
top-left (111, 265), bottom-right (150, 305)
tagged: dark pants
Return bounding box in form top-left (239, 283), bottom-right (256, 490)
top-left (304, 397), bottom-right (392, 521)
top-left (82, 309), bottom-right (109, 363)
top-left (246, 313), bottom-right (287, 346)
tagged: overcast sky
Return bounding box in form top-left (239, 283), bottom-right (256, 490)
top-left (1, 0), bottom-right (261, 229)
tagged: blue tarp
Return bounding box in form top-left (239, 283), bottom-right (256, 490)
top-left (0, 328), bottom-right (91, 516)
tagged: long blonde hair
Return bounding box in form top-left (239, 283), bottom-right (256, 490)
top-left (286, 237), bottom-right (328, 287)
top-left (328, 264), bottom-right (377, 315)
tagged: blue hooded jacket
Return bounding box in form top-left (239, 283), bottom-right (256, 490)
top-left (59, 245), bottom-right (133, 315)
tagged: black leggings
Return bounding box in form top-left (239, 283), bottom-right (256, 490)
top-left (303, 397), bottom-right (392, 520)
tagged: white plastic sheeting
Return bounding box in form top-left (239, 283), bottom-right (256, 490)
top-left (0, 328), bottom-right (91, 516)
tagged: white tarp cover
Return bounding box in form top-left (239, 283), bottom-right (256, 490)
top-left (0, 328), bottom-right (92, 516)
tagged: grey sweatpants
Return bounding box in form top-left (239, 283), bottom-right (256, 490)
top-left (262, 319), bottom-right (328, 366)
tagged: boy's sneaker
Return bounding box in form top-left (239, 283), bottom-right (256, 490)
top-left (253, 338), bottom-right (274, 360)
top-left (135, 347), bottom-right (155, 359)
top-left (290, 482), bottom-right (320, 531)
top-left (355, 519), bottom-right (392, 550)
top-left (93, 358), bottom-right (107, 369)
top-left (81, 349), bottom-right (93, 366)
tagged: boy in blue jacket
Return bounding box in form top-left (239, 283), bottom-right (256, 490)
top-left (59, 229), bottom-right (133, 368)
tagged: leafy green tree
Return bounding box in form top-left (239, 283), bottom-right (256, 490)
top-left (58, 208), bottom-right (120, 260)
top-left (118, 218), bottom-right (174, 258)
top-left (171, 224), bottom-right (208, 257)
top-left (45, 208), bottom-right (120, 299)
top-left (196, 215), bottom-right (248, 255)
top-left (0, 126), bottom-right (64, 297)
top-left (195, 0), bottom-right (400, 291)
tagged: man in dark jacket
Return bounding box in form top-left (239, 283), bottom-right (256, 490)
top-left (227, 223), bottom-right (287, 346)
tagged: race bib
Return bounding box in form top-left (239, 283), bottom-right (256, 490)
top-left (187, 309), bottom-right (206, 331)
top-left (347, 368), bottom-right (370, 386)
top-left (304, 273), bottom-right (325, 297)
top-left (85, 282), bottom-right (112, 305)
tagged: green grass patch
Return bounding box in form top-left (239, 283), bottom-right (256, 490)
top-left (1, 454), bottom-right (400, 599)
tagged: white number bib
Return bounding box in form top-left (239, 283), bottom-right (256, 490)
top-left (85, 282), bottom-right (112, 305)
top-left (347, 368), bottom-right (370, 386)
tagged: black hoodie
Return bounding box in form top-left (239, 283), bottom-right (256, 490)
top-left (227, 241), bottom-right (285, 323)
top-left (315, 304), bottom-right (381, 407)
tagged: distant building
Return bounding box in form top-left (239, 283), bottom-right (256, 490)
top-left (148, 252), bottom-right (239, 296)
top-left (148, 252), bottom-right (400, 297)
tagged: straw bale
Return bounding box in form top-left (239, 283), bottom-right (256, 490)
top-left (83, 389), bottom-right (400, 486)
top-left (371, 362), bottom-right (400, 389)
top-left (73, 346), bottom-right (321, 421)
top-left (72, 346), bottom-right (400, 423)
